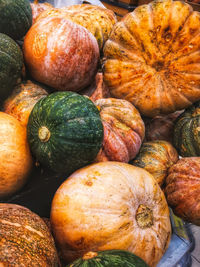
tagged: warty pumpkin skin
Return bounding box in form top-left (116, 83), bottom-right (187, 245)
top-left (103, 0), bottom-right (200, 117)
top-left (131, 140), bottom-right (179, 186)
top-left (94, 98), bottom-right (145, 162)
top-left (50, 162), bottom-right (171, 267)
top-left (23, 16), bottom-right (99, 92)
top-left (165, 157), bottom-right (200, 225)
top-left (0, 203), bottom-right (59, 266)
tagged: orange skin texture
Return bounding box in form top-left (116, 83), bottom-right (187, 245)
top-left (23, 16), bottom-right (99, 92)
top-left (0, 112), bottom-right (33, 198)
top-left (31, 2), bottom-right (53, 24)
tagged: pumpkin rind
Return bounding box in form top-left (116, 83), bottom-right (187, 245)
top-left (0, 203), bottom-right (59, 266)
top-left (103, 0), bottom-right (200, 117)
top-left (31, 1), bottom-right (53, 24)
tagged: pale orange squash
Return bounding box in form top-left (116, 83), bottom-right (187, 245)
top-left (30, 0), bottom-right (53, 24)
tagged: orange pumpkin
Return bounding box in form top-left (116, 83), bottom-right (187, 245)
top-left (51, 162), bottom-right (171, 267)
top-left (30, 0), bottom-right (53, 24)
top-left (0, 112), bottom-right (32, 198)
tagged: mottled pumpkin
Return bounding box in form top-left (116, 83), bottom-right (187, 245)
top-left (131, 140), bottom-right (179, 186)
top-left (31, 0), bottom-right (53, 24)
top-left (0, 203), bottom-right (59, 266)
top-left (94, 98), bottom-right (145, 162)
top-left (103, 0), bottom-right (200, 117)
top-left (51, 162), bottom-right (171, 267)
top-left (165, 157), bottom-right (200, 225)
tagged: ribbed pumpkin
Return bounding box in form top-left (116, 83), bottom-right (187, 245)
top-left (165, 157), bottom-right (200, 225)
top-left (36, 4), bottom-right (117, 51)
top-left (31, 0), bottom-right (53, 24)
top-left (0, 112), bottom-right (32, 199)
top-left (103, 0), bottom-right (200, 117)
top-left (27, 92), bottom-right (103, 174)
top-left (51, 162), bottom-right (171, 267)
top-left (0, 203), bottom-right (59, 266)
top-left (23, 16), bottom-right (99, 92)
top-left (0, 33), bottom-right (23, 102)
top-left (94, 98), bottom-right (145, 162)
top-left (3, 80), bottom-right (49, 127)
top-left (173, 101), bottom-right (200, 156)
top-left (131, 140), bottom-right (179, 186)
top-left (66, 250), bottom-right (149, 267)
top-left (0, 0), bottom-right (32, 40)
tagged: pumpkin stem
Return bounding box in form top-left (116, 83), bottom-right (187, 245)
top-left (38, 126), bottom-right (51, 142)
top-left (136, 204), bottom-right (153, 229)
top-left (82, 251), bottom-right (98, 260)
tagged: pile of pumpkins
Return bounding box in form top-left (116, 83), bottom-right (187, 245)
top-left (0, 0), bottom-right (200, 266)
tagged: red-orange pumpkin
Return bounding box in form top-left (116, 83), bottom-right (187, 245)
top-left (31, 0), bottom-right (53, 24)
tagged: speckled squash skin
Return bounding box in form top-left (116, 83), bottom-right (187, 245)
top-left (94, 98), bottom-right (145, 162)
top-left (131, 140), bottom-right (179, 186)
top-left (173, 101), bottom-right (200, 156)
top-left (165, 157), bottom-right (200, 225)
top-left (51, 162), bottom-right (171, 267)
top-left (103, 0), bottom-right (200, 117)
top-left (0, 203), bottom-right (59, 266)
top-left (23, 16), bottom-right (99, 92)
top-left (31, 0), bottom-right (53, 24)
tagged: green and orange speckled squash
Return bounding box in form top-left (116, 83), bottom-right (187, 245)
top-left (103, 0), bottom-right (200, 117)
top-left (0, 203), bottom-right (59, 266)
top-left (130, 140), bottom-right (179, 186)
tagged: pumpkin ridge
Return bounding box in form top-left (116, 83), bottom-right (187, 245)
top-left (16, 1), bottom-right (32, 29)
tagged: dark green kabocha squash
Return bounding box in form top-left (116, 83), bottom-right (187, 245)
top-left (27, 92), bottom-right (103, 174)
top-left (0, 0), bottom-right (32, 40)
top-left (66, 250), bottom-right (150, 267)
top-left (0, 33), bottom-right (23, 102)
top-left (173, 101), bottom-right (200, 157)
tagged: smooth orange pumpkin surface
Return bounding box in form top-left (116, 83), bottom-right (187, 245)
top-left (31, 0), bottom-right (53, 24)
top-left (103, 0), bottom-right (200, 117)
top-left (50, 162), bottom-right (171, 267)
top-left (0, 112), bottom-right (32, 198)
top-left (23, 16), bottom-right (99, 92)
top-left (94, 98), bottom-right (145, 162)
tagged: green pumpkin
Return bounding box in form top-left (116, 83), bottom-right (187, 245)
top-left (0, 33), bottom-right (23, 102)
top-left (27, 92), bottom-right (103, 174)
top-left (173, 101), bottom-right (200, 157)
top-left (66, 250), bottom-right (149, 267)
top-left (0, 0), bottom-right (32, 40)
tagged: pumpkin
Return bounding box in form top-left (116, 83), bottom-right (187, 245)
top-left (3, 80), bottom-right (49, 127)
top-left (164, 157), bottom-right (200, 225)
top-left (0, 203), bottom-right (59, 266)
top-left (0, 33), bottom-right (23, 102)
top-left (31, 0), bottom-right (53, 24)
top-left (66, 250), bottom-right (149, 267)
top-left (103, 0), bottom-right (200, 117)
top-left (23, 16), bottom-right (99, 92)
top-left (94, 98), bottom-right (145, 162)
top-left (0, 0), bottom-right (32, 40)
top-left (27, 91), bottom-right (103, 174)
top-left (50, 162), bottom-right (171, 267)
top-left (130, 140), bottom-right (179, 186)
top-left (0, 112), bottom-right (32, 198)
top-left (36, 4), bottom-right (117, 51)
top-left (173, 101), bottom-right (200, 156)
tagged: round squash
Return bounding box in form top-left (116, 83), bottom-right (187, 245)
top-left (27, 91), bottom-right (103, 174)
top-left (173, 101), bottom-right (200, 156)
top-left (165, 157), bottom-right (200, 225)
top-left (66, 250), bottom-right (149, 267)
top-left (0, 203), bottom-right (59, 266)
top-left (0, 112), bottom-right (32, 198)
top-left (0, 0), bottom-right (32, 40)
top-left (103, 0), bottom-right (200, 117)
top-left (0, 33), bottom-right (23, 102)
top-left (31, 0), bottom-right (53, 24)
top-left (130, 140), bottom-right (179, 186)
top-left (23, 16), bottom-right (99, 92)
top-left (3, 80), bottom-right (49, 127)
top-left (94, 98), bottom-right (145, 162)
top-left (51, 162), bottom-right (171, 267)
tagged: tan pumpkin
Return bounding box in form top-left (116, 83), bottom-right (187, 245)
top-left (165, 157), bottom-right (200, 225)
top-left (94, 98), bottom-right (145, 162)
top-left (0, 112), bottom-right (32, 198)
top-left (23, 16), bottom-right (99, 92)
top-left (0, 203), bottom-right (59, 266)
top-left (50, 162), bottom-right (171, 267)
top-left (103, 0), bottom-right (200, 117)
top-left (3, 80), bottom-right (48, 127)
top-left (30, 0), bottom-right (53, 24)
